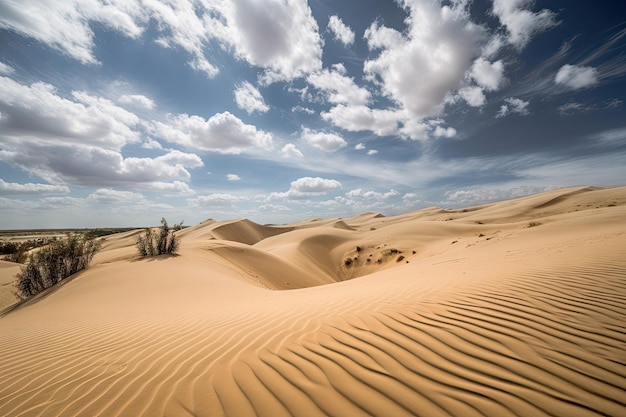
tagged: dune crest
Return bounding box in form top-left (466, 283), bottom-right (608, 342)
top-left (1, 186), bottom-right (625, 416)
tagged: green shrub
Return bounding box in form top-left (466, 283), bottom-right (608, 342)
top-left (15, 235), bottom-right (102, 299)
top-left (136, 218), bottom-right (181, 257)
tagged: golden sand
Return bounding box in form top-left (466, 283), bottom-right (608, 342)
top-left (1, 186), bottom-right (625, 416)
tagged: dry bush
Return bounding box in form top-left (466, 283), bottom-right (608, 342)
top-left (15, 235), bottom-right (102, 299)
top-left (137, 218), bottom-right (182, 257)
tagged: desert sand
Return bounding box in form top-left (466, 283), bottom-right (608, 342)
top-left (0, 186), bottom-right (625, 416)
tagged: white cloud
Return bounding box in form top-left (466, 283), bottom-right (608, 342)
top-left (207, 0), bottom-right (323, 83)
top-left (0, 0), bottom-right (144, 65)
top-left (364, 22), bottom-right (403, 50)
top-left (291, 105), bottom-right (315, 114)
top-left (0, 142), bottom-right (203, 190)
top-left (152, 111), bottom-right (273, 153)
top-left (0, 179), bottom-right (69, 195)
top-left (366, 149), bottom-right (378, 155)
top-left (327, 15), bottom-right (355, 46)
top-left (458, 86), bottom-right (486, 107)
top-left (142, 0), bottom-right (220, 77)
top-left (0, 0), bottom-right (325, 80)
top-left (234, 81), bottom-right (270, 114)
top-left (555, 64), bottom-right (598, 90)
top-left (307, 64), bottom-right (370, 106)
top-left (363, 1), bottom-right (486, 120)
top-left (470, 57), bottom-right (505, 91)
top-left (321, 105), bottom-right (400, 137)
top-left (492, 0), bottom-right (558, 48)
top-left (355, 143), bottom-right (366, 150)
top-left (188, 193), bottom-right (241, 207)
top-left (144, 181), bottom-right (195, 195)
top-left (0, 77), bottom-right (141, 150)
top-left (444, 186), bottom-right (553, 206)
top-left (119, 94), bottom-right (155, 109)
top-left (0, 61), bottom-right (14, 75)
top-left (268, 176), bottom-right (342, 200)
top-left (433, 126), bottom-right (457, 138)
top-left (496, 97), bottom-right (530, 118)
top-left (281, 143), bottom-right (304, 158)
top-left (226, 174), bottom-right (241, 181)
top-left (87, 188), bottom-right (144, 204)
top-left (346, 188), bottom-right (400, 199)
top-left (301, 127), bottom-right (347, 152)
top-left (259, 203), bottom-right (290, 212)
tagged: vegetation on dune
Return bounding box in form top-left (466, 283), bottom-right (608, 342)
top-left (136, 218), bottom-right (182, 257)
top-left (1, 239), bottom-right (55, 264)
top-left (15, 235), bottom-right (102, 299)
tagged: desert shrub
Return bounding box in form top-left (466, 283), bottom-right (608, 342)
top-left (136, 218), bottom-right (182, 257)
top-left (4, 248), bottom-right (28, 264)
top-left (15, 235), bottom-right (102, 299)
top-left (527, 221), bottom-right (542, 228)
top-left (0, 241), bottom-right (19, 255)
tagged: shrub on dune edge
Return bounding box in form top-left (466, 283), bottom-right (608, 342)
top-left (15, 235), bottom-right (102, 300)
top-left (136, 217), bottom-right (182, 257)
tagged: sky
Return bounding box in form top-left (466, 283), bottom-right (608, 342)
top-left (0, 0), bottom-right (625, 229)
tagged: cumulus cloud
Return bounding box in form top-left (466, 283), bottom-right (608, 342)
top-left (327, 15), bottom-right (355, 46)
top-left (433, 126), bottom-right (457, 138)
top-left (492, 0), bottom-right (558, 48)
top-left (268, 176), bottom-right (342, 200)
top-left (0, 0), bottom-right (325, 79)
top-left (458, 86), bottom-right (486, 107)
top-left (143, 181), bottom-right (195, 195)
top-left (363, 1), bottom-right (486, 120)
top-left (346, 188), bottom-right (400, 199)
top-left (0, 179), bottom-right (69, 195)
top-left (366, 149), bottom-right (379, 155)
top-left (321, 105), bottom-right (400, 137)
top-left (496, 97), bottom-right (530, 118)
top-left (555, 64), bottom-right (598, 90)
top-left (0, 77), bottom-right (141, 150)
top-left (355, 143), bottom-right (366, 150)
top-left (119, 94), bottom-right (155, 109)
top-left (469, 57), bottom-right (505, 91)
top-left (281, 143), bottom-right (304, 158)
top-left (307, 64), bottom-right (370, 106)
top-left (234, 81), bottom-right (270, 114)
top-left (226, 174), bottom-right (241, 181)
top-left (152, 111), bottom-right (273, 153)
top-left (0, 142), bottom-right (203, 191)
top-left (87, 188), bottom-right (144, 204)
top-left (301, 127), bottom-right (347, 152)
top-left (207, 0), bottom-right (323, 83)
top-left (188, 193), bottom-right (241, 207)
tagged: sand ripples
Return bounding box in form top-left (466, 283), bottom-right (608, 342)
top-left (215, 260), bottom-right (626, 417)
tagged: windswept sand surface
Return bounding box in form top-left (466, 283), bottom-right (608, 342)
top-left (1, 186), bottom-right (625, 416)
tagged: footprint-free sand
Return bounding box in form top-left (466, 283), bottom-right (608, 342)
top-left (1, 186), bottom-right (625, 416)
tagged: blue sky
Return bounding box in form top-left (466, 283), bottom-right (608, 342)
top-left (0, 0), bottom-right (625, 228)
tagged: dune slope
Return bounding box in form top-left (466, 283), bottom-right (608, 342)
top-left (0, 186), bottom-right (625, 417)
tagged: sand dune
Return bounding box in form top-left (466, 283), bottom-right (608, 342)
top-left (1, 186), bottom-right (625, 416)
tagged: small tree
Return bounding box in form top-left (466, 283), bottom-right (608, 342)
top-left (136, 218), bottom-right (181, 256)
top-left (15, 235), bottom-right (102, 299)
